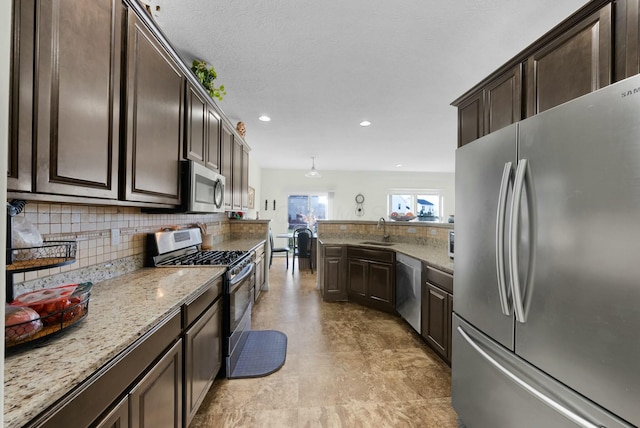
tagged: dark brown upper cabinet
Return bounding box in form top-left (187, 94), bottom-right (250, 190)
top-left (526, 4), bottom-right (612, 116)
top-left (456, 91), bottom-right (483, 148)
top-left (232, 138), bottom-right (243, 211)
top-left (205, 107), bottom-right (221, 171)
top-left (123, 8), bottom-right (183, 205)
top-left (185, 83), bottom-right (207, 165)
top-left (484, 65), bottom-right (522, 134)
top-left (30, 0), bottom-right (122, 198)
top-left (8, 0), bottom-right (34, 192)
top-left (241, 146), bottom-right (249, 210)
top-left (453, 0), bottom-right (618, 147)
top-left (220, 124), bottom-right (233, 210)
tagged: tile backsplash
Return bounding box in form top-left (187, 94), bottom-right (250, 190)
top-left (9, 202), bottom-right (229, 287)
top-left (317, 220), bottom-right (452, 249)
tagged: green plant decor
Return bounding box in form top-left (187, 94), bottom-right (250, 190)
top-left (191, 60), bottom-right (227, 101)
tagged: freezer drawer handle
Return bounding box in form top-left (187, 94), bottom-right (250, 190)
top-left (456, 326), bottom-right (601, 428)
top-left (495, 161), bottom-right (512, 315)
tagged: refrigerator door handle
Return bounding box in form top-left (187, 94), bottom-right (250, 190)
top-left (509, 159), bottom-right (528, 323)
top-left (456, 326), bottom-right (601, 428)
top-left (496, 162), bottom-right (512, 316)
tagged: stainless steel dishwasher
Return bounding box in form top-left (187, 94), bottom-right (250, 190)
top-left (396, 253), bottom-right (422, 333)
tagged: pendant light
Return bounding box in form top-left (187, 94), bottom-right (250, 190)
top-left (305, 157), bottom-right (321, 178)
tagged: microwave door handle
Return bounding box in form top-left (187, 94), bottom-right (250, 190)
top-left (496, 161), bottom-right (512, 316)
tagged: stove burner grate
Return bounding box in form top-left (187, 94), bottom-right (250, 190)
top-left (157, 250), bottom-right (249, 267)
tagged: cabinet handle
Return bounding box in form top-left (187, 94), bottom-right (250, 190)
top-left (495, 161), bottom-right (512, 316)
top-left (457, 326), bottom-right (600, 428)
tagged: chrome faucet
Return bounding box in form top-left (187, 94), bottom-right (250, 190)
top-left (377, 217), bottom-right (390, 242)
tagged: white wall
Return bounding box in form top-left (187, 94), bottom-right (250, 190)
top-left (245, 152), bottom-right (261, 219)
top-left (260, 168), bottom-right (455, 233)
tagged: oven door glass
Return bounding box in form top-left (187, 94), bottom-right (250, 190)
top-left (229, 265), bottom-right (254, 333)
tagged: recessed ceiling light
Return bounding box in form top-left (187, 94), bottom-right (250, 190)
top-left (360, 120), bottom-right (371, 127)
top-left (258, 115), bottom-right (271, 122)
top-left (395, 164), bottom-right (403, 168)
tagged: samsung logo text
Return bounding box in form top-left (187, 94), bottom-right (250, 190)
top-left (621, 87), bottom-right (640, 97)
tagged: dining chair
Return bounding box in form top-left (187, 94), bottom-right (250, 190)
top-left (269, 229), bottom-right (289, 268)
top-left (292, 227), bottom-right (314, 274)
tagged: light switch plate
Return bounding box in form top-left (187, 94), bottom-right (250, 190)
top-left (407, 227), bottom-right (417, 233)
top-left (340, 225), bottom-right (347, 230)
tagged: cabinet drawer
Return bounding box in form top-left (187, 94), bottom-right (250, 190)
top-left (254, 244), bottom-right (265, 257)
top-left (324, 245), bottom-right (344, 258)
top-left (183, 276), bottom-right (223, 328)
top-left (425, 265), bottom-right (453, 294)
top-left (348, 247), bottom-right (394, 264)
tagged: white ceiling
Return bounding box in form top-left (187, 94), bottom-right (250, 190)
top-left (148, 0), bottom-right (590, 173)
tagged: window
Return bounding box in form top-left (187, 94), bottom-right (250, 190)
top-left (388, 190), bottom-right (444, 221)
top-left (288, 194), bottom-right (328, 231)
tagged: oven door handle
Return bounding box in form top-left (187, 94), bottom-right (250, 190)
top-left (228, 262), bottom-right (254, 292)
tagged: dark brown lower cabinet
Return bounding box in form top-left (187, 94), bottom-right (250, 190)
top-left (130, 339), bottom-right (183, 428)
top-left (184, 300), bottom-right (222, 427)
top-left (421, 265), bottom-right (454, 364)
top-left (94, 396), bottom-right (129, 428)
top-left (347, 248), bottom-right (395, 313)
top-left (254, 244), bottom-right (266, 302)
top-left (322, 245), bottom-right (347, 301)
top-left (422, 284), bottom-right (452, 362)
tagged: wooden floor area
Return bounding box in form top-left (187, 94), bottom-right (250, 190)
top-left (191, 256), bottom-right (459, 427)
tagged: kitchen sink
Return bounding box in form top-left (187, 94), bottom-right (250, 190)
top-left (360, 241), bottom-right (395, 246)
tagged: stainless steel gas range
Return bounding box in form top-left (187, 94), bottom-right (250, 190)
top-left (147, 228), bottom-right (255, 378)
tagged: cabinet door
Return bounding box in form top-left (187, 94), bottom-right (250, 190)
top-left (484, 65), bottom-right (522, 134)
top-left (368, 262), bottom-right (394, 310)
top-left (185, 84), bottom-right (206, 164)
top-left (255, 253), bottom-right (264, 301)
top-left (457, 90), bottom-right (483, 147)
top-left (241, 147), bottom-right (249, 210)
top-left (130, 339), bottom-right (183, 428)
top-left (232, 140), bottom-right (242, 210)
top-left (220, 125), bottom-right (233, 210)
top-left (95, 396), bottom-right (129, 428)
top-left (425, 284), bottom-right (449, 360)
top-left (34, 0), bottom-right (121, 198)
top-left (205, 107), bottom-right (221, 171)
top-left (526, 4), bottom-right (612, 116)
top-left (447, 293), bottom-right (453, 363)
top-left (8, 0), bottom-right (34, 192)
top-left (124, 10), bottom-right (183, 205)
top-left (184, 301), bottom-right (221, 427)
top-left (324, 256), bottom-right (347, 301)
top-left (347, 259), bottom-right (367, 297)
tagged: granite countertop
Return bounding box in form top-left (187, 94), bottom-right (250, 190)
top-left (318, 238), bottom-right (454, 274)
top-left (4, 266), bottom-right (225, 428)
top-left (210, 238), bottom-right (265, 252)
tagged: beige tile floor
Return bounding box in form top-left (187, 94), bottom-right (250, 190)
top-left (191, 257), bottom-right (459, 427)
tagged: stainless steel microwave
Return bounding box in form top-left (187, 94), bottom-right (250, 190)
top-left (448, 230), bottom-right (454, 259)
top-left (182, 160), bottom-right (225, 213)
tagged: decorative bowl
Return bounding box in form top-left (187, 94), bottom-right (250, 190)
top-left (389, 215), bottom-right (416, 222)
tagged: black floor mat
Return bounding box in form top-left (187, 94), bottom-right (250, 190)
top-left (229, 330), bottom-right (287, 379)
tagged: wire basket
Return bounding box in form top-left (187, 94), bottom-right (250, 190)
top-left (6, 241), bottom-right (77, 273)
top-left (5, 282), bottom-right (92, 349)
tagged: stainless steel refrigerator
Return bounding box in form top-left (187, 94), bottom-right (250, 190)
top-left (453, 74), bottom-right (640, 428)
